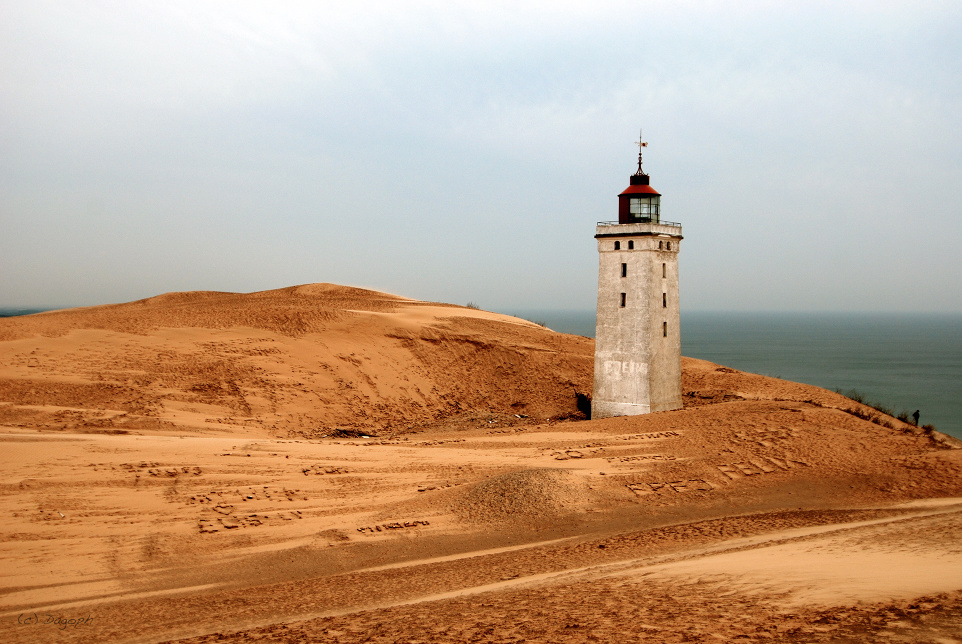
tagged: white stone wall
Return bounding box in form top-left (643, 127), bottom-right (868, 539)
top-left (592, 223), bottom-right (682, 418)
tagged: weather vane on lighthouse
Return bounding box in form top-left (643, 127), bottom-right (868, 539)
top-left (634, 129), bottom-right (648, 174)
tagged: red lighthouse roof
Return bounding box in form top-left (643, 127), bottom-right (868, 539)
top-left (619, 183), bottom-right (661, 197)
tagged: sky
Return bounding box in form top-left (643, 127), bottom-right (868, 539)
top-left (2, 1), bottom-right (961, 313)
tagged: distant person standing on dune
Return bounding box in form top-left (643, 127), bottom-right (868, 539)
top-left (912, 410), bottom-right (920, 426)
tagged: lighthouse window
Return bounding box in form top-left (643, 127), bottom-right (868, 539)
top-left (628, 240), bottom-right (634, 249)
top-left (630, 198), bottom-right (649, 216)
top-left (629, 196), bottom-right (660, 222)
top-left (614, 241), bottom-right (620, 250)
top-left (667, 241), bottom-right (672, 251)
top-left (662, 263), bottom-right (666, 278)
top-left (620, 293), bottom-right (626, 308)
top-left (663, 321), bottom-right (668, 337)
top-left (663, 293), bottom-right (667, 308)
top-left (621, 263), bottom-right (627, 277)
top-left (659, 241), bottom-right (663, 249)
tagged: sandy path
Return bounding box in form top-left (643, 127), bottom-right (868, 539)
top-left (149, 506), bottom-right (962, 644)
top-left (113, 506), bottom-right (962, 642)
top-left (625, 507), bottom-right (962, 607)
top-left (323, 504), bottom-right (962, 611)
top-left (4, 503), bottom-right (960, 643)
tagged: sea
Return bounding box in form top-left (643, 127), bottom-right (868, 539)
top-left (506, 309), bottom-right (962, 440)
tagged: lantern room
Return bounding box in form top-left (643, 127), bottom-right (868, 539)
top-left (618, 173), bottom-right (661, 224)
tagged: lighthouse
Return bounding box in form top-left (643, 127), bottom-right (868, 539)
top-left (591, 133), bottom-right (683, 418)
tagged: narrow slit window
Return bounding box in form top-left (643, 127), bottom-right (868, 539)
top-left (667, 241), bottom-right (672, 250)
top-left (620, 293), bottom-right (626, 308)
top-left (662, 263), bottom-right (666, 278)
top-left (614, 241), bottom-right (620, 250)
top-left (663, 321), bottom-right (668, 337)
top-left (621, 263), bottom-right (627, 277)
top-left (628, 240), bottom-right (634, 250)
top-left (659, 241), bottom-right (663, 249)
top-left (663, 292), bottom-right (667, 308)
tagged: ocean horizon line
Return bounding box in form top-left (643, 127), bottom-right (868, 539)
top-left (4, 304), bottom-right (962, 318)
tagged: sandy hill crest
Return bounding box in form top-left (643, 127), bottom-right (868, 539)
top-left (0, 283), bottom-right (593, 435)
top-left (0, 283), bottom-right (418, 339)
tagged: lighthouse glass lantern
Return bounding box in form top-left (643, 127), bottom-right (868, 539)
top-left (617, 170), bottom-right (661, 224)
top-left (629, 194), bottom-right (660, 222)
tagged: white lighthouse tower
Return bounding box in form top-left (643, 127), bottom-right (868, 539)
top-left (591, 133), bottom-right (683, 418)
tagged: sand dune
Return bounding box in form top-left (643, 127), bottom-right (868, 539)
top-left (1, 284), bottom-right (960, 643)
top-left (0, 283), bottom-right (592, 436)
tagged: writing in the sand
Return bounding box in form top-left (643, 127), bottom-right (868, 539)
top-left (627, 479), bottom-right (714, 495)
top-left (732, 427), bottom-right (795, 446)
top-left (617, 431), bottom-right (680, 441)
top-left (608, 454), bottom-right (677, 463)
top-left (716, 455), bottom-right (810, 479)
top-left (357, 520), bottom-right (430, 534)
top-left (17, 613), bottom-right (92, 630)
